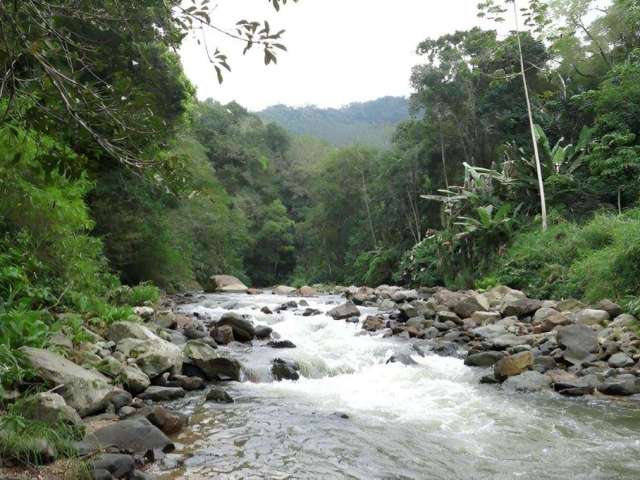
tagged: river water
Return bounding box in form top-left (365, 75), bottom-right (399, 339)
top-left (154, 292), bottom-right (640, 480)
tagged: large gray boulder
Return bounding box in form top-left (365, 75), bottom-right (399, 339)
top-left (205, 275), bottom-right (248, 293)
top-left (183, 341), bottom-right (243, 381)
top-left (217, 312), bottom-right (256, 342)
top-left (464, 351), bottom-right (505, 367)
top-left (494, 351), bottom-right (534, 382)
top-left (503, 371), bottom-right (551, 392)
top-left (115, 327), bottom-right (183, 380)
top-left (120, 365), bottom-right (151, 395)
top-left (501, 298), bottom-right (543, 318)
top-left (328, 302), bottom-right (360, 320)
top-left (23, 392), bottom-right (82, 427)
top-left (20, 347), bottom-right (115, 417)
top-left (556, 324), bottom-right (599, 354)
top-left (574, 309), bottom-right (610, 326)
top-left (452, 294), bottom-right (489, 319)
top-left (273, 285), bottom-right (297, 295)
top-left (84, 417), bottom-right (173, 454)
top-left (106, 322), bottom-right (157, 344)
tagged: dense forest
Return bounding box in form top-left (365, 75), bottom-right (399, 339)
top-left (1, 0), bottom-right (640, 468)
top-left (257, 96), bottom-right (410, 148)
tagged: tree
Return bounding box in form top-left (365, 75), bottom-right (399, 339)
top-left (478, 0), bottom-right (550, 230)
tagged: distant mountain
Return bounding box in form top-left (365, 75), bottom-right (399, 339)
top-left (257, 96), bottom-right (410, 149)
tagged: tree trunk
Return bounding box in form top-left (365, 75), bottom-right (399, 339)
top-left (513, 0), bottom-right (548, 231)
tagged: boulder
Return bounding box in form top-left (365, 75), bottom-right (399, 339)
top-left (183, 341), bottom-right (242, 381)
top-left (138, 386), bottom-right (185, 402)
top-left (611, 314), bottom-right (636, 328)
top-left (146, 406), bottom-right (188, 435)
top-left (548, 370), bottom-right (596, 396)
top-left (556, 324), bottom-right (599, 357)
top-left (118, 334), bottom-right (183, 380)
top-left (328, 302), bottom-right (360, 320)
top-left (484, 286), bottom-right (527, 308)
top-left (537, 313), bottom-right (570, 333)
top-left (85, 417), bottom-right (174, 454)
top-left (574, 309), bottom-right (610, 326)
top-left (453, 294), bottom-right (490, 319)
top-left (598, 375), bottom-right (640, 396)
top-left (106, 322), bottom-right (157, 344)
top-left (183, 319), bottom-right (208, 340)
top-left (255, 325), bottom-right (273, 339)
top-left (362, 315), bottom-right (386, 332)
top-left (120, 365), bottom-right (151, 395)
top-left (532, 308), bottom-right (560, 324)
top-left (464, 351), bottom-right (505, 367)
top-left (273, 285), bottom-right (297, 295)
top-left (594, 299), bottom-right (623, 318)
top-left (206, 275), bottom-right (248, 293)
top-left (471, 311), bottom-right (501, 325)
top-left (296, 286), bottom-right (318, 297)
top-left (501, 299), bottom-right (543, 318)
top-left (91, 454), bottom-right (135, 479)
top-left (502, 371), bottom-right (551, 392)
top-left (436, 311), bottom-right (463, 325)
top-left (217, 313), bottom-right (255, 342)
top-left (494, 351), bottom-right (534, 381)
top-left (206, 388), bottom-right (234, 404)
top-left (155, 311), bottom-right (177, 329)
top-left (133, 306), bottom-right (155, 321)
top-left (20, 347), bottom-right (115, 417)
top-left (271, 358), bottom-right (300, 381)
top-left (268, 340), bottom-right (296, 349)
top-left (23, 392), bottom-right (82, 427)
top-left (608, 352), bottom-right (634, 368)
top-left (212, 325), bottom-right (235, 345)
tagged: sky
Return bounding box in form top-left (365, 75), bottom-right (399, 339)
top-left (179, 0), bottom-right (503, 111)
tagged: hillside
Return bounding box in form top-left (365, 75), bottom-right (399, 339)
top-left (257, 96), bottom-right (410, 148)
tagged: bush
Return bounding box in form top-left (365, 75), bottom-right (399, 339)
top-left (492, 209), bottom-right (640, 301)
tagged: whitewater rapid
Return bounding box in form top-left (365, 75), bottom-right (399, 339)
top-left (154, 292), bottom-right (640, 480)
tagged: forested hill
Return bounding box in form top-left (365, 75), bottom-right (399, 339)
top-left (257, 96), bottom-right (410, 148)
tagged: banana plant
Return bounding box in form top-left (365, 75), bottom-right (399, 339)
top-left (454, 204), bottom-right (516, 239)
top-left (534, 124), bottom-right (593, 175)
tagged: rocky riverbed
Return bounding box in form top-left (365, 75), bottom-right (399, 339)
top-left (5, 281), bottom-right (640, 479)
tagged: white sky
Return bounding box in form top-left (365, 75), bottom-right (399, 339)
top-left (179, 0), bottom-right (503, 111)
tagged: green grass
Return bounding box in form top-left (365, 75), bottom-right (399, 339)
top-left (0, 399), bottom-right (84, 467)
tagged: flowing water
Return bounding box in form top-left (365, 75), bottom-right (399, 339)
top-left (154, 292), bottom-right (640, 480)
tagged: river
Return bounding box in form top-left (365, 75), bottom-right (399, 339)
top-left (153, 292), bottom-right (640, 480)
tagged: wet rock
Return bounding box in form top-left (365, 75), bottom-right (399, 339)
top-left (574, 309), bottom-right (609, 326)
top-left (480, 374), bottom-right (500, 384)
top-left (146, 406), bottom-right (188, 435)
top-left (362, 315), bottom-right (386, 332)
top-left (19, 347), bottom-right (115, 417)
top-left (271, 358), bottom-right (300, 381)
top-left (247, 288), bottom-right (262, 295)
top-left (23, 392), bottom-right (82, 427)
top-left (398, 303), bottom-right (418, 320)
top-left (138, 386), bottom-right (185, 402)
top-left (328, 302), bottom-right (360, 320)
top-left (494, 351), bottom-right (534, 382)
top-left (464, 351), bottom-right (505, 367)
top-left (501, 299), bottom-right (543, 318)
top-left (91, 453), bottom-right (135, 479)
top-left (183, 340), bottom-right (243, 381)
top-left (547, 370), bottom-right (595, 396)
top-left (598, 375), bottom-right (640, 396)
top-left (268, 340), bottom-right (296, 349)
top-left (217, 312), bottom-right (256, 342)
top-left (303, 308), bottom-right (322, 317)
top-left (155, 311), bottom-right (177, 329)
top-left (183, 319), bottom-right (207, 340)
top-left (206, 388), bottom-right (234, 404)
top-left (85, 417), bottom-right (174, 454)
top-left (206, 275), bottom-right (248, 293)
top-left (608, 352), bottom-right (634, 368)
top-left (489, 334), bottom-right (532, 350)
top-left (255, 325), bottom-right (273, 339)
top-left (211, 325), bottom-right (234, 345)
top-left (121, 365), bottom-right (151, 395)
top-left (173, 375), bottom-right (204, 391)
top-left (502, 371), bottom-right (551, 392)
top-left (261, 306), bottom-right (273, 315)
top-left (386, 353), bottom-right (418, 365)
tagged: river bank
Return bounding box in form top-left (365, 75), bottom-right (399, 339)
top-left (3, 282), bottom-right (640, 479)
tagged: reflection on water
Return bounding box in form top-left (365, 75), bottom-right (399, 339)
top-left (152, 293), bottom-right (640, 480)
